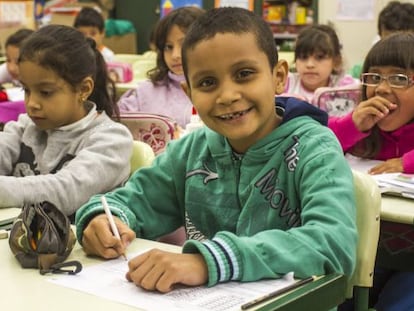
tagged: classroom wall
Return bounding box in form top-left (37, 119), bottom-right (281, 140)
top-left (318, 0), bottom-right (413, 72)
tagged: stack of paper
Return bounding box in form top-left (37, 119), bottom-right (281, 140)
top-left (345, 154), bottom-right (414, 200)
top-left (371, 173), bottom-right (414, 199)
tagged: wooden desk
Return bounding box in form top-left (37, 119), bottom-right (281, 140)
top-left (0, 208), bottom-right (346, 310)
top-left (376, 195), bottom-right (414, 271)
top-left (381, 195), bottom-right (414, 224)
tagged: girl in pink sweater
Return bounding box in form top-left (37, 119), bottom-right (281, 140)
top-left (334, 31), bottom-right (414, 311)
top-left (329, 32), bottom-right (414, 174)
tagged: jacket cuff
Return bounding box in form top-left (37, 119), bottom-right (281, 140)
top-left (183, 234), bottom-right (242, 287)
top-left (75, 200), bottom-right (132, 244)
top-left (402, 151), bottom-right (414, 173)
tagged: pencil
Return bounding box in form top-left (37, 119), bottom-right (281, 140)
top-left (101, 195), bottom-right (128, 261)
top-left (240, 276), bottom-right (315, 310)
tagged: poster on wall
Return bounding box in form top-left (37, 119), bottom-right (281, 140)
top-left (336, 0), bottom-right (374, 21)
top-left (214, 0), bottom-right (254, 11)
top-left (160, 0), bottom-right (203, 17)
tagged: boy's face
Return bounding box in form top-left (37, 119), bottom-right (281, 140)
top-left (184, 32), bottom-right (287, 153)
top-left (77, 26), bottom-right (104, 48)
top-left (5, 44), bottom-right (20, 80)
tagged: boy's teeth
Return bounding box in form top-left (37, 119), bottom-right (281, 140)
top-left (220, 111), bottom-right (246, 120)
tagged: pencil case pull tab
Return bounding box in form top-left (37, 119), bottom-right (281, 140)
top-left (40, 260), bottom-right (83, 275)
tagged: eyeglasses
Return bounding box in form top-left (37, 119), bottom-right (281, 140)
top-left (361, 73), bottom-right (414, 88)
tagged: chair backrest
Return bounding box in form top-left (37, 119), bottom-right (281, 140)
top-left (120, 113), bottom-right (178, 155)
top-left (130, 140), bottom-right (155, 175)
top-left (113, 53), bottom-right (144, 65)
top-left (312, 85), bottom-right (361, 117)
top-left (346, 170), bottom-right (381, 299)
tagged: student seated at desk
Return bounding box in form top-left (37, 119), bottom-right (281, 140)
top-left (329, 32), bottom-right (414, 310)
top-left (349, 1), bottom-right (414, 79)
top-left (0, 28), bottom-right (34, 86)
top-left (76, 7), bottom-right (357, 293)
top-left (0, 25), bottom-right (132, 220)
top-left (74, 7), bottom-right (115, 63)
top-left (117, 7), bottom-right (205, 129)
top-left (282, 24), bottom-right (357, 103)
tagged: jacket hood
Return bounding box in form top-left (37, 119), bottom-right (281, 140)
top-left (276, 96), bottom-right (328, 126)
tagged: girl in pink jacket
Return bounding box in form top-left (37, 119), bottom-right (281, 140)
top-left (329, 32), bottom-right (414, 174)
top-left (334, 31), bottom-right (414, 311)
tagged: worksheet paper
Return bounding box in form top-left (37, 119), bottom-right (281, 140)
top-left (48, 250), bottom-right (296, 311)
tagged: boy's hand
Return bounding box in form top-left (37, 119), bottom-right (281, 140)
top-left (82, 214), bottom-right (136, 258)
top-left (126, 249), bottom-right (208, 293)
top-left (369, 157), bottom-right (403, 174)
top-left (352, 96), bottom-right (397, 132)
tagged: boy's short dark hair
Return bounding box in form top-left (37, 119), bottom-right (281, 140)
top-left (74, 7), bottom-right (105, 32)
top-left (5, 28), bottom-right (34, 48)
top-left (377, 1), bottom-right (414, 36)
top-left (182, 7), bottom-right (278, 80)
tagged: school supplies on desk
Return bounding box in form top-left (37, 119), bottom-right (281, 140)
top-left (49, 249), bottom-right (300, 311)
top-left (101, 195), bottom-right (127, 261)
top-left (371, 173), bottom-right (414, 199)
top-left (345, 154), bottom-right (414, 199)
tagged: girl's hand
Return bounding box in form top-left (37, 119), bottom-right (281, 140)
top-left (82, 214), bottom-right (136, 259)
top-left (369, 158), bottom-right (404, 174)
top-left (352, 96), bottom-right (397, 132)
top-left (126, 249), bottom-right (208, 293)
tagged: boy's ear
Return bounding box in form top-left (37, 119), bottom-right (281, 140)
top-left (273, 59), bottom-right (288, 95)
top-left (180, 81), bottom-right (191, 98)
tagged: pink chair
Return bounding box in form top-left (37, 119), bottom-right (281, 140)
top-left (311, 85), bottom-right (361, 117)
top-left (0, 100), bottom-right (26, 128)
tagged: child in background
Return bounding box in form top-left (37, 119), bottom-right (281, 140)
top-left (283, 24), bottom-right (357, 102)
top-left (0, 28), bottom-right (34, 85)
top-left (0, 25), bottom-right (133, 219)
top-left (350, 1), bottom-right (414, 78)
top-left (330, 32), bottom-right (414, 310)
top-left (329, 32), bottom-right (414, 175)
top-left (76, 7), bottom-right (357, 293)
top-left (377, 1), bottom-right (414, 39)
top-left (117, 6), bottom-right (205, 129)
top-left (73, 6), bottom-right (115, 62)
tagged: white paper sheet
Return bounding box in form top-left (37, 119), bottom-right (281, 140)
top-left (49, 250), bottom-right (296, 311)
top-left (345, 154), bottom-right (383, 173)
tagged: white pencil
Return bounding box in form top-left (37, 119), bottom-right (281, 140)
top-left (101, 195), bottom-right (127, 261)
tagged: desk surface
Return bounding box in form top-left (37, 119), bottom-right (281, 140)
top-left (1, 208), bottom-right (180, 311)
top-left (1, 208), bottom-right (345, 311)
top-left (381, 195), bottom-right (414, 225)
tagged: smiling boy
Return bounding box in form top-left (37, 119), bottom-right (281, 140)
top-left (76, 7), bottom-right (357, 293)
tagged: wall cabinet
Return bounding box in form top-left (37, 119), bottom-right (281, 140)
top-left (261, 0), bottom-right (318, 51)
top-left (113, 0), bottom-right (317, 53)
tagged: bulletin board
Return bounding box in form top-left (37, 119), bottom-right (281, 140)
top-left (214, 0), bottom-right (254, 11)
top-left (0, 0), bottom-right (34, 26)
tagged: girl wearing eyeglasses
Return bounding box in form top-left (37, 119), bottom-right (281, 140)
top-left (332, 32), bottom-right (414, 311)
top-left (329, 32), bottom-right (414, 175)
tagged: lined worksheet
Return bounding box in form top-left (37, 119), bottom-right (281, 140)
top-left (48, 250), bottom-right (296, 311)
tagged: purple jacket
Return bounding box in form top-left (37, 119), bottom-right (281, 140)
top-left (329, 113), bottom-right (414, 173)
top-left (117, 72), bottom-right (192, 128)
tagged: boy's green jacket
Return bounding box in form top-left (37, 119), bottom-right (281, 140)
top-left (76, 97), bottom-right (357, 287)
